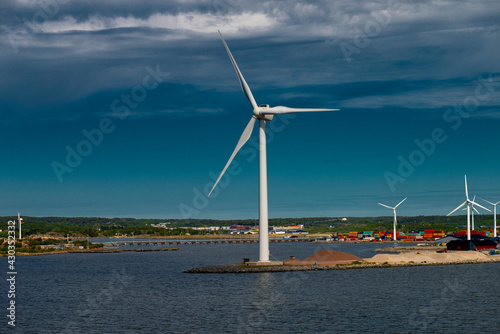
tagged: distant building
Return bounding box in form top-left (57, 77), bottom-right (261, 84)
top-left (447, 239), bottom-right (497, 251)
top-left (434, 236), bottom-right (460, 244)
top-left (228, 225), bottom-right (253, 234)
top-left (191, 226), bottom-right (220, 232)
top-left (275, 225), bottom-right (305, 230)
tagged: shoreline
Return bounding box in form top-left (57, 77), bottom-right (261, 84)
top-left (371, 246), bottom-right (446, 253)
top-left (25, 234), bottom-right (438, 242)
top-left (185, 255), bottom-right (500, 273)
top-left (0, 247), bottom-right (179, 256)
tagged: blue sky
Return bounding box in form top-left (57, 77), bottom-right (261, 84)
top-left (1, 0), bottom-right (499, 219)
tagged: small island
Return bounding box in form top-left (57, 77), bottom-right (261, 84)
top-left (185, 249), bottom-right (500, 273)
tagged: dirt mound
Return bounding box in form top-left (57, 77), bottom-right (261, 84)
top-left (284, 250), bottom-right (364, 265)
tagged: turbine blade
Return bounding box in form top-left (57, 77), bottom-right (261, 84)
top-left (261, 106), bottom-right (339, 115)
top-left (473, 206), bottom-right (481, 215)
top-left (395, 197), bottom-right (407, 208)
top-left (470, 201), bottom-right (491, 212)
top-left (208, 117), bottom-right (257, 197)
top-left (378, 203), bottom-right (394, 210)
top-left (479, 198), bottom-right (495, 206)
top-left (218, 31), bottom-right (258, 110)
top-left (447, 201), bottom-right (467, 216)
top-left (464, 175), bottom-right (469, 200)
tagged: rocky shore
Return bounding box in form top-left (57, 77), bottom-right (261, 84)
top-left (185, 258), bottom-right (500, 273)
top-left (185, 251), bottom-right (500, 273)
top-left (1, 247), bottom-right (179, 256)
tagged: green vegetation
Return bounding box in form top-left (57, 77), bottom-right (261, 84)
top-left (0, 238), bottom-right (103, 254)
top-left (0, 214), bottom-right (496, 240)
top-left (0, 217), bottom-right (228, 239)
top-left (305, 215), bottom-right (496, 234)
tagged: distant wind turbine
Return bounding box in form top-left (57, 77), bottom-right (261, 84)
top-left (447, 175), bottom-right (490, 240)
top-left (208, 31), bottom-right (339, 263)
top-left (18, 212), bottom-right (23, 240)
top-left (378, 197), bottom-right (407, 241)
top-left (480, 198), bottom-right (500, 237)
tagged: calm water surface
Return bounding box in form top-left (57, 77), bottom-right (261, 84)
top-left (2, 242), bottom-right (499, 333)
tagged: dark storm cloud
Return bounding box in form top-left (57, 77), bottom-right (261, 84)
top-left (2, 0), bottom-right (242, 24)
top-left (0, 0), bottom-right (499, 124)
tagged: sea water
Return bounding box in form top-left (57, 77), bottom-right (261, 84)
top-left (2, 242), bottom-right (499, 333)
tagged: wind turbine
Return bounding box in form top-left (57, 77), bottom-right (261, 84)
top-left (208, 31), bottom-right (339, 263)
top-left (480, 198), bottom-right (500, 237)
top-left (447, 175), bottom-right (490, 240)
top-left (378, 197), bottom-right (406, 241)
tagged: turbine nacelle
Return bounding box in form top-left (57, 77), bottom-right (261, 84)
top-left (253, 105), bottom-right (274, 121)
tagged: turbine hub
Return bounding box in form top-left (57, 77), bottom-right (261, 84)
top-left (253, 105), bottom-right (273, 121)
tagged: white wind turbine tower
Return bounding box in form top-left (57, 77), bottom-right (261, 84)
top-left (208, 31), bottom-right (339, 263)
top-left (378, 197), bottom-right (406, 241)
top-left (18, 212), bottom-right (23, 240)
top-left (447, 175), bottom-right (490, 240)
top-left (480, 198), bottom-right (500, 237)
top-left (471, 196), bottom-right (478, 230)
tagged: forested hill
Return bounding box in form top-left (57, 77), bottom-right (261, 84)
top-left (1, 215), bottom-right (495, 238)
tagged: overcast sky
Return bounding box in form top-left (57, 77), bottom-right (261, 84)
top-left (1, 0), bottom-right (499, 219)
